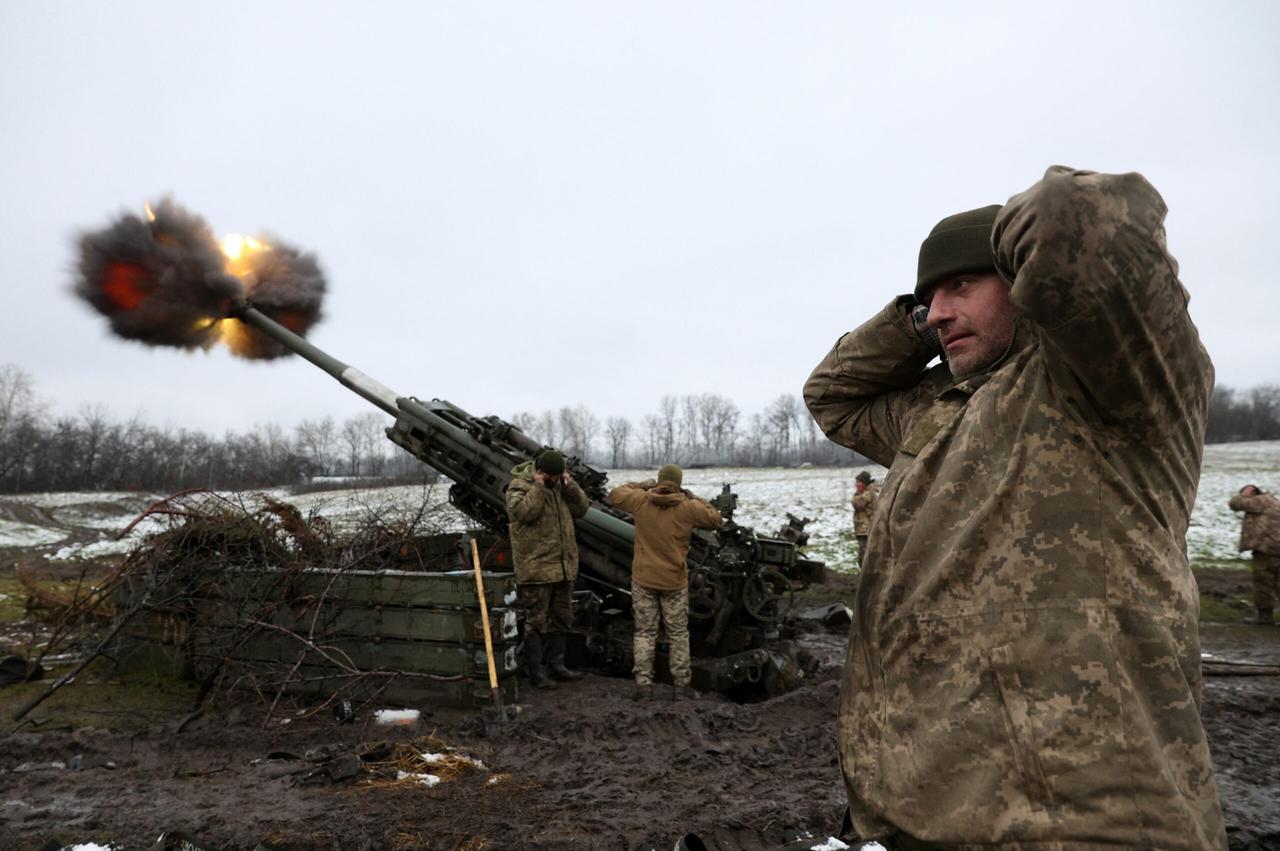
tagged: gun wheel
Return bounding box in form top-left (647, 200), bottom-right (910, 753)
top-left (742, 568), bottom-right (791, 623)
top-left (688, 567), bottom-right (725, 621)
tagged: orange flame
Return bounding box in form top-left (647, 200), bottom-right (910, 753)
top-left (102, 261), bottom-right (149, 310)
top-left (220, 233), bottom-right (271, 279)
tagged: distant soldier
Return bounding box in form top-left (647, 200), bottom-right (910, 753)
top-left (851, 471), bottom-right (878, 568)
top-left (1229, 484), bottom-right (1280, 625)
top-left (505, 450), bottom-right (591, 689)
top-left (609, 464), bottom-right (722, 698)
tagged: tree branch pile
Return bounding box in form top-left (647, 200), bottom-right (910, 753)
top-left (15, 487), bottom-right (498, 724)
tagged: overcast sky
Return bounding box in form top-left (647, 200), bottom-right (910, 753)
top-left (2, 2), bottom-right (1277, 436)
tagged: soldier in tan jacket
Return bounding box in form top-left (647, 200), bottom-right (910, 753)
top-left (505, 450), bottom-right (591, 689)
top-left (804, 167), bottom-right (1225, 849)
top-left (609, 463), bottom-right (722, 698)
top-left (851, 470), bottom-right (878, 568)
top-left (1228, 484), bottom-right (1280, 625)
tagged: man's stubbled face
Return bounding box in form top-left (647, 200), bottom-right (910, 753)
top-left (925, 273), bottom-right (1018, 377)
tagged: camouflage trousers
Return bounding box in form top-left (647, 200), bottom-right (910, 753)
top-left (519, 580), bottom-right (574, 635)
top-left (1252, 551), bottom-right (1280, 609)
top-left (631, 581), bottom-right (690, 687)
top-left (856, 535), bottom-right (868, 569)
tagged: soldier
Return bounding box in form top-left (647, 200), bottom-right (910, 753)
top-left (609, 463), bottom-right (722, 698)
top-left (505, 450), bottom-right (591, 689)
top-left (804, 167), bottom-right (1226, 849)
top-left (851, 471), bottom-right (878, 568)
top-left (1228, 483), bottom-right (1280, 625)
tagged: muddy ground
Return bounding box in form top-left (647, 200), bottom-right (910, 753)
top-left (1, 571), bottom-right (1278, 851)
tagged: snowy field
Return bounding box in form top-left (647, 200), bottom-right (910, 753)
top-left (0, 441), bottom-right (1275, 573)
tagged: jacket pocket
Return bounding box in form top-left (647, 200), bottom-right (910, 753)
top-left (989, 644), bottom-right (1056, 808)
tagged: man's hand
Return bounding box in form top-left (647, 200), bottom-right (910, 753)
top-left (560, 470), bottom-right (572, 485)
top-left (910, 303), bottom-right (944, 358)
top-left (533, 470), bottom-right (549, 486)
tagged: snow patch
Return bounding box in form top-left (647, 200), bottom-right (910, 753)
top-left (396, 770), bottom-right (440, 786)
top-left (45, 537), bottom-right (137, 561)
top-left (808, 839), bottom-right (851, 851)
top-left (420, 751), bottom-right (486, 770)
top-left (0, 519), bottom-right (66, 548)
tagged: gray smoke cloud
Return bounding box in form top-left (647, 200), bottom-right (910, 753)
top-left (74, 199), bottom-right (326, 360)
top-left (74, 198), bottom-right (239, 349)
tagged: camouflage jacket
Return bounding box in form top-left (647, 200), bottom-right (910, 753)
top-left (1229, 491), bottom-right (1280, 554)
top-left (804, 168), bottom-right (1225, 849)
top-left (504, 461), bottom-right (590, 584)
top-left (608, 481), bottom-right (723, 591)
top-left (851, 482), bottom-right (879, 535)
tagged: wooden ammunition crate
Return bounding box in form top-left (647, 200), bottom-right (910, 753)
top-left (113, 566), bottom-right (521, 709)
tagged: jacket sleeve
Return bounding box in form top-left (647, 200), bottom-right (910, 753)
top-left (803, 297), bottom-right (938, 466)
top-left (608, 483), bottom-right (648, 514)
top-left (992, 166), bottom-right (1213, 439)
top-left (563, 480), bottom-right (591, 519)
top-left (1229, 494), bottom-right (1270, 514)
top-left (686, 498), bottom-right (723, 531)
top-left (506, 480), bottom-right (545, 525)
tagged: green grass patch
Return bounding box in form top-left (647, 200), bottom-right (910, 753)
top-left (0, 655), bottom-right (197, 732)
top-left (1199, 596), bottom-right (1250, 624)
top-left (1192, 557), bottom-right (1251, 571)
top-left (0, 573), bottom-right (26, 621)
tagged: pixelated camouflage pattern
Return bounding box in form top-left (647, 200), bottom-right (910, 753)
top-left (1245, 553), bottom-right (1280, 611)
top-left (505, 461), bottom-right (591, 584)
top-left (1228, 491), bottom-right (1280, 554)
top-left (631, 581), bottom-right (691, 687)
top-left (519, 580), bottom-right (575, 635)
top-left (804, 167), bottom-right (1225, 849)
top-left (853, 482), bottom-right (880, 535)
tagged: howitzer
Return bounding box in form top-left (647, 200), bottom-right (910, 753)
top-left (232, 303), bottom-right (824, 693)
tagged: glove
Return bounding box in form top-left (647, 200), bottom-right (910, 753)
top-left (910, 303), bottom-right (944, 358)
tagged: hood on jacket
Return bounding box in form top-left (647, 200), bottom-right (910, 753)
top-left (647, 481), bottom-right (688, 508)
top-left (510, 460), bottom-right (535, 481)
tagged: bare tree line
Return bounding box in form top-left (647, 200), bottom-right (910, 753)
top-left (512, 392), bottom-right (858, 468)
top-left (0, 365), bottom-right (422, 493)
top-left (3, 363), bottom-right (1277, 493)
top-left (1206, 384), bottom-right (1280, 443)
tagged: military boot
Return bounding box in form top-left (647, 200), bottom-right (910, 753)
top-left (523, 632), bottom-right (556, 689)
top-left (546, 633), bottom-right (582, 681)
top-left (1247, 607), bottom-right (1276, 625)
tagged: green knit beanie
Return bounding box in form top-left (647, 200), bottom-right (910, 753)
top-left (535, 450), bottom-right (565, 476)
top-left (914, 204), bottom-right (1001, 303)
top-left (657, 463), bottom-right (683, 487)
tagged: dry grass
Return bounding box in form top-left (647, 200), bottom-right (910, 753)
top-left (360, 733), bottom-right (490, 791)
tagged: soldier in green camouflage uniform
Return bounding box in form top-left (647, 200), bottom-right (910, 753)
top-left (1228, 484), bottom-right (1280, 624)
top-left (851, 470), bottom-right (878, 568)
top-left (506, 450), bottom-right (591, 688)
top-left (804, 167), bottom-right (1226, 849)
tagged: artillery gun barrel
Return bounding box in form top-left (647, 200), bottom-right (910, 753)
top-left (231, 302), bottom-right (637, 580)
top-left (233, 304), bottom-right (401, 417)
